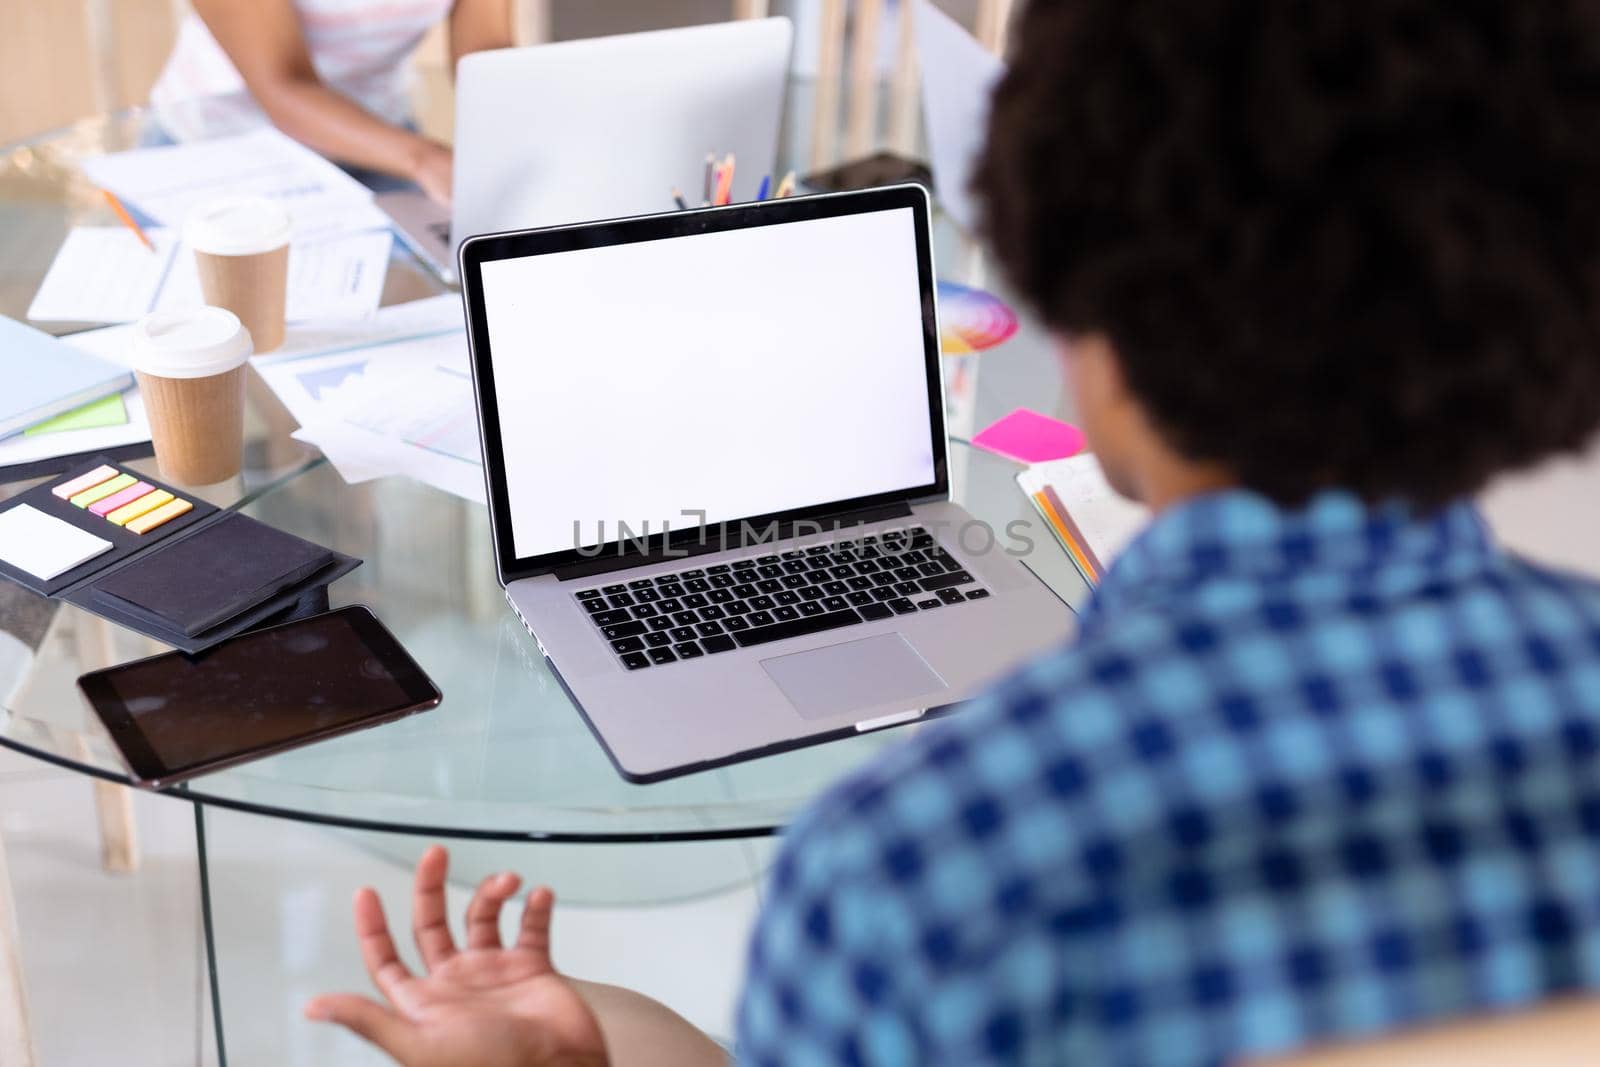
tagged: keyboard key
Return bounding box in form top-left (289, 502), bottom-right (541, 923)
top-left (854, 559), bottom-right (880, 574)
top-left (755, 555), bottom-right (780, 566)
top-left (799, 601), bottom-right (825, 616)
top-left (675, 642), bottom-right (704, 660)
top-left (672, 611), bottom-right (698, 626)
top-left (647, 617), bottom-right (674, 631)
top-left (773, 606), bottom-right (799, 621)
top-left (750, 595), bottom-right (776, 611)
top-left (710, 574), bottom-right (736, 588)
top-left (873, 587), bottom-right (899, 602)
top-left (628, 579), bottom-right (655, 589)
top-left (621, 652), bottom-right (650, 670)
top-left (725, 599), bottom-right (749, 615)
top-left (657, 598), bottom-right (683, 614)
top-left (758, 564), bottom-right (783, 579)
top-left (830, 565), bottom-right (855, 578)
top-left (859, 602), bottom-right (894, 621)
top-left (681, 569), bottom-right (705, 579)
top-left (632, 604), bottom-right (659, 619)
top-left (748, 610), bottom-right (776, 627)
top-left (781, 574), bottom-right (808, 589)
top-left (757, 578), bottom-right (783, 593)
top-left (583, 599), bottom-right (610, 615)
top-left (848, 576), bottom-right (875, 591)
top-left (670, 626), bottom-right (697, 642)
top-left (684, 578), bottom-right (711, 593)
top-left (823, 581), bottom-right (849, 596)
top-left (648, 647), bottom-right (678, 665)
top-left (732, 583), bottom-right (759, 599)
top-left (701, 635), bottom-right (737, 654)
top-left (938, 588), bottom-right (967, 605)
top-left (920, 571), bottom-right (976, 593)
top-left (658, 583), bottom-right (685, 598)
top-left (611, 636), bottom-right (645, 653)
top-left (602, 584), bottom-right (627, 595)
top-left (919, 598), bottom-right (942, 609)
top-left (902, 550), bottom-right (927, 564)
top-left (707, 564), bottom-right (731, 574)
top-left (733, 569), bottom-right (759, 585)
top-left (807, 570), bottom-right (832, 585)
top-left (608, 592), bottom-right (636, 608)
top-left (872, 572), bottom-right (898, 587)
top-left (895, 581), bottom-right (920, 596)
top-left (593, 609), bottom-right (630, 626)
top-left (889, 598), bottom-right (917, 615)
top-left (847, 591), bottom-right (875, 607)
top-left (780, 549), bottom-right (806, 559)
top-left (782, 560), bottom-right (808, 574)
top-left (577, 589), bottom-right (603, 601)
top-left (699, 605), bottom-right (726, 621)
top-left (682, 593), bottom-right (710, 609)
top-left (918, 562), bottom-right (946, 578)
top-left (775, 590), bottom-right (801, 605)
top-left (805, 545), bottom-right (830, 555)
top-left (800, 586), bottom-right (826, 601)
top-left (732, 608), bottom-right (862, 648)
top-left (895, 567), bottom-right (920, 582)
top-left (708, 588), bottom-right (735, 604)
top-left (910, 531), bottom-right (934, 549)
top-left (696, 621), bottom-right (725, 637)
top-left (723, 615), bottom-right (751, 632)
top-left (822, 595), bottom-right (849, 612)
top-left (967, 589), bottom-right (992, 601)
top-left (634, 587), bottom-right (660, 603)
top-left (807, 557), bottom-right (832, 571)
top-left (645, 631), bottom-right (672, 648)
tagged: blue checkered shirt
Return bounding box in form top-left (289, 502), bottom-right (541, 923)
top-left (735, 490), bottom-right (1600, 1066)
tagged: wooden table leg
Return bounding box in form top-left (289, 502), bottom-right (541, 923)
top-left (0, 828), bottom-right (37, 1067)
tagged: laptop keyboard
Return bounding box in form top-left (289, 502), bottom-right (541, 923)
top-left (573, 526), bottom-right (990, 670)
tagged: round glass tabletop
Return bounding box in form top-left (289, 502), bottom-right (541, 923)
top-left (0, 105), bottom-right (1089, 841)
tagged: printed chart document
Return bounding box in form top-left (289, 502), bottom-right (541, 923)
top-left (254, 296), bottom-right (484, 502)
top-left (28, 226), bottom-right (391, 325)
top-left (81, 126), bottom-right (389, 241)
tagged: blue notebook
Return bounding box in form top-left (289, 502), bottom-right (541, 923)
top-left (0, 315), bottom-right (134, 439)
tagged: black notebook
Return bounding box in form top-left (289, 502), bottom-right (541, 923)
top-left (92, 514), bottom-right (338, 637)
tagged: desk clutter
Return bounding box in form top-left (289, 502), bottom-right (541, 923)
top-left (1017, 453), bottom-right (1150, 588)
top-left (0, 456), bottom-right (360, 653)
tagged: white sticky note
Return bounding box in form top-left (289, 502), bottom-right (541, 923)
top-left (0, 504), bottom-right (114, 581)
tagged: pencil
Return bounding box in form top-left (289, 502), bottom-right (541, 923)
top-left (716, 153), bottom-right (736, 205)
top-left (774, 170), bottom-right (797, 198)
top-left (672, 187), bottom-right (689, 210)
top-left (102, 189), bottom-right (154, 252)
top-left (756, 175), bottom-right (771, 201)
top-left (703, 154), bottom-right (715, 203)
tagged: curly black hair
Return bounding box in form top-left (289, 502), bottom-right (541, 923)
top-left (973, 0), bottom-right (1600, 506)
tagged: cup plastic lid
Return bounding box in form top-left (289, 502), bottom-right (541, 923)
top-left (131, 307), bottom-right (254, 379)
top-left (184, 195), bottom-right (292, 255)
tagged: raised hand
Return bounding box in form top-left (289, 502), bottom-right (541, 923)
top-left (306, 845), bottom-right (608, 1067)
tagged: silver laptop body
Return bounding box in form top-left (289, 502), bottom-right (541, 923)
top-left (459, 186), bottom-right (1072, 781)
top-left (382, 17), bottom-right (793, 286)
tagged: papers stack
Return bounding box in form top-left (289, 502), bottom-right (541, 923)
top-left (1017, 454), bottom-right (1149, 586)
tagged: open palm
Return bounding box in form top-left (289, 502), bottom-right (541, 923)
top-left (306, 846), bottom-right (608, 1067)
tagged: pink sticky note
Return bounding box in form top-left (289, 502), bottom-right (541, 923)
top-left (971, 408), bottom-right (1087, 463)
top-left (88, 481), bottom-right (153, 518)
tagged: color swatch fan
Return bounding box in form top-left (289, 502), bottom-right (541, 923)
top-left (937, 280), bottom-right (1018, 354)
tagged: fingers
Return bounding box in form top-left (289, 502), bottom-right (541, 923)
top-left (464, 871), bottom-right (523, 951)
top-left (353, 887), bottom-right (416, 1001)
top-left (305, 993), bottom-right (417, 1061)
top-left (515, 885), bottom-right (557, 972)
top-left (411, 844), bottom-right (457, 970)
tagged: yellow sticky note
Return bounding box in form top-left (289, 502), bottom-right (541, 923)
top-left (125, 497), bottom-right (192, 535)
top-left (69, 472), bottom-right (135, 509)
top-left (106, 489), bottom-right (173, 527)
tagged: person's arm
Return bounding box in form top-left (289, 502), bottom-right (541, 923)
top-left (448, 0), bottom-right (516, 71)
top-left (189, 0), bottom-right (454, 202)
top-left (306, 846), bottom-right (724, 1067)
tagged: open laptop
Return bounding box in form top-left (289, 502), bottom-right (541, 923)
top-left (458, 186), bottom-right (1073, 782)
top-left (382, 17), bottom-right (793, 284)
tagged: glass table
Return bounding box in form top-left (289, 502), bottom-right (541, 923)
top-left (0, 104), bottom-right (1089, 1063)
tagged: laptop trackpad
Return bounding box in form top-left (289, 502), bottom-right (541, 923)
top-left (761, 633), bottom-right (947, 720)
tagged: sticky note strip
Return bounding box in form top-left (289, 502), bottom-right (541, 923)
top-left (125, 496), bottom-right (192, 535)
top-left (89, 481), bottom-right (153, 518)
top-left (106, 489), bottom-right (173, 527)
top-left (0, 503), bottom-right (113, 581)
top-left (971, 408), bottom-right (1088, 464)
top-left (70, 472), bottom-right (137, 509)
top-left (52, 464), bottom-right (120, 500)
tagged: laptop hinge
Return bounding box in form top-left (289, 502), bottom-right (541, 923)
top-left (549, 501), bottom-right (915, 582)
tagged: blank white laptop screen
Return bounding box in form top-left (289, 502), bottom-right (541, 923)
top-left (479, 207), bottom-right (938, 560)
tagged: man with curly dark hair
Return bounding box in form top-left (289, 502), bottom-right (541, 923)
top-left (311, 3), bottom-right (1600, 1065)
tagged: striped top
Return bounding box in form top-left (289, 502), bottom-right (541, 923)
top-left (150, 0), bottom-right (454, 141)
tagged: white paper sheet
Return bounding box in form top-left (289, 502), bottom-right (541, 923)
top-left (914, 0), bottom-right (1006, 235)
top-left (1017, 454), bottom-right (1150, 566)
top-left (27, 226), bottom-right (392, 327)
top-left (81, 127), bottom-right (389, 242)
top-left (256, 292), bottom-right (464, 366)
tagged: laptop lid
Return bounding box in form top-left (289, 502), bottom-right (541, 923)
top-left (459, 185), bottom-right (948, 585)
top-left (452, 18), bottom-right (792, 253)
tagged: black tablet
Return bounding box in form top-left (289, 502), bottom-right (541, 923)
top-left (79, 605), bottom-right (442, 788)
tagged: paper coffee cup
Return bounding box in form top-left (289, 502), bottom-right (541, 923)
top-left (185, 196), bottom-right (291, 353)
top-left (132, 307), bottom-right (254, 486)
